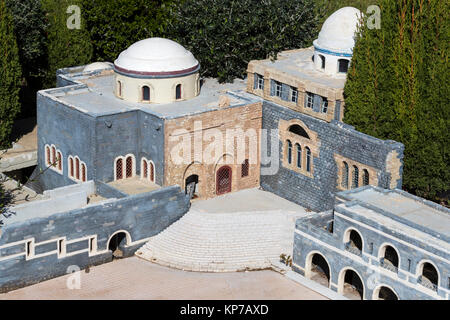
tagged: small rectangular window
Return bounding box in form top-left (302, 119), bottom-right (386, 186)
top-left (254, 74), bottom-right (264, 90)
top-left (369, 242), bottom-right (374, 254)
top-left (275, 81), bottom-right (282, 98)
top-left (291, 87), bottom-right (298, 103)
top-left (407, 259), bottom-right (412, 271)
top-left (321, 98), bottom-right (328, 113)
top-left (241, 159), bottom-right (249, 177)
top-left (26, 240), bottom-right (32, 258)
top-left (89, 238), bottom-right (95, 253)
top-left (338, 59), bottom-right (349, 73)
top-left (258, 75), bottom-right (264, 90)
top-left (306, 92), bottom-right (314, 108)
top-left (58, 239), bottom-right (65, 256)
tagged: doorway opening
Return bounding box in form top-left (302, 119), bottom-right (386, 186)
top-left (108, 232), bottom-right (127, 259)
top-left (216, 166), bottom-right (232, 195)
top-left (340, 269), bottom-right (364, 300)
top-left (185, 174), bottom-right (199, 199)
top-left (306, 253), bottom-right (331, 288)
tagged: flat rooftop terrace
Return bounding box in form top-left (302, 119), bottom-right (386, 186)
top-left (107, 177), bottom-right (160, 196)
top-left (253, 47), bottom-right (346, 90)
top-left (2, 181), bottom-right (110, 226)
top-left (43, 69), bottom-right (261, 119)
top-left (337, 187), bottom-right (450, 247)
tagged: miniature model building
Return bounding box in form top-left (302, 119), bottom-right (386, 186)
top-left (35, 7), bottom-right (402, 211)
top-left (293, 186), bottom-right (450, 300)
top-left (0, 7), bottom-right (447, 299)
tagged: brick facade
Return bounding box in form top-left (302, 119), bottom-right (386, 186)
top-left (164, 102), bottom-right (262, 199)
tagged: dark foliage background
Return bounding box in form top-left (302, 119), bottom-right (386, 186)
top-left (344, 0), bottom-right (449, 205)
top-left (167, 0), bottom-right (319, 83)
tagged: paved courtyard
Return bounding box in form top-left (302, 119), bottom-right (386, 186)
top-left (0, 257), bottom-right (327, 300)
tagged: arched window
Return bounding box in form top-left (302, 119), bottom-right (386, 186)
top-left (380, 245), bottom-right (399, 272)
top-left (149, 161), bottom-right (155, 182)
top-left (363, 169), bottom-right (370, 186)
top-left (51, 146), bottom-right (56, 166)
top-left (57, 151), bottom-right (62, 171)
top-left (117, 81), bottom-right (122, 97)
top-left (175, 84), bottom-right (182, 100)
top-left (75, 158), bottom-right (80, 180)
top-left (288, 124), bottom-right (310, 139)
top-left (319, 55), bottom-right (326, 69)
top-left (375, 286), bottom-right (398, 300)
top-left (296, 144), bottom-right (302, 168)
top-left (338, 59), bottom-right (349, 73)
top-left (46, 146), bottom-right (51, 166)
top-left (352, 166), bottom-right (359, 188)
top-left (69, 157), bottom-right (74, 178)
top-left (116, 158), bottom-right (123, 180)
top-left (419, 262), bottom-right (439, 292)
top-left (126, 156), bottom-right (133, 178)
top-left (241, 159), bottom-right (249, 177)
top-left (142, 86), bottom-right (150, 101)
top-left (287, 140), bottom-right (292, 164)
top-left (81, 163), bottom-right (86, 182)
top-left (342, 162), bottom-right (349, 189)
top-left (142, 159), bottom-right (148, 179)
top-left (344, 229), bottom-right (363, 254)
top-left (306, 147), bottom-right (311, 172)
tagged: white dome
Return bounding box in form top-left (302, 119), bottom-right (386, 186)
top-left (114, 38), bottom-right (199, 75)
top-left (314, 7), bottom-right (362, 54)
top-left (83, 62), bottom-right (112, 72)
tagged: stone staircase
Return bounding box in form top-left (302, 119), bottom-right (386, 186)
top-left (135, 209), bottom-right (305, 272)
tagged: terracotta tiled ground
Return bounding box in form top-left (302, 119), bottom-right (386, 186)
top-left (0, 257), bottom-right (327, 300)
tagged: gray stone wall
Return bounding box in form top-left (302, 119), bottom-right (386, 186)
top-left (0, 185), bottom-right (190, 293)
top-left (37, 92), bottom-right (95, 190)
top-left (37, 91), bottom-right (166, 190)
top-left (137, 111), bottom-right (165, 186)
top-left (260, 101), bottom-right (404, 211)
top-left (293, 210), bottom-right (450, 300)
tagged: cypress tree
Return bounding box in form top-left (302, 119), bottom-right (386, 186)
top-left (344, 0), bottom-right (449, 204)
top-left (0, 0), bottom-right (22, 149)
top-left (41, 0), bottom-right (93, 87)
top-left (5, 0), bottom-right (48, 118)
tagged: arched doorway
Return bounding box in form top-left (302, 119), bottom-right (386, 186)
top-left (344, 229), bottom-right (363, 255)
top-left (418, 262), bottom-right (439, 292)
top-left (373, 286), bottom-right (399, 300)
top-left (108, 232), bottom-right (128, 259)
top-left (216, 166), bottom-right (232, 195)
top-left (185, 174), bottom-right (199, 199)
top-left (339, 269), bottom-right (364, 300)
top-left (306, 252), bottom-right (331, 288)
top-left (379, 245), bottom-right (399, 273)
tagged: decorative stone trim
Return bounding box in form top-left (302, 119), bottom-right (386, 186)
top-left (334, 153), bottom-right (379, 190)
top-left (279, 119), bottom-right (320, 178)
top-left (386, 150), bottom-right (402, 189)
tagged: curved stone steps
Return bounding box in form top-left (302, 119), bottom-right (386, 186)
top-left (135, 209), bottom-right (304, 272)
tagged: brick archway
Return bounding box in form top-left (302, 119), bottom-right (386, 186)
top-left (216, 166), bottom-right (232, 195)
